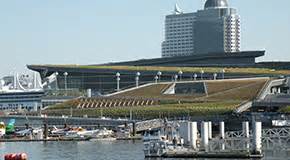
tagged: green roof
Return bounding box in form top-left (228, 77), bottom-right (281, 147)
top-left (29, 64), bottom-right (290, 75)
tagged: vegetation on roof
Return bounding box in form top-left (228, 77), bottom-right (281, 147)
top-left (113, 78), bottom-right (268, 102)
top-left (279, 106), bottom-right (290, 113)
top-left (43, 102), bottom-right (239, 119)
top-left (46, 78), bottom-right (267, 118)
top-left (30, 64), bottom-right (290, 75)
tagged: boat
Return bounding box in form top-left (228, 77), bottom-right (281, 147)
top-left (143, 120), bottom-right (182, 158)
top-left (63, 127), bottom-right (100, 139)
top-left (0, 73), bottom-right (44, 112)
top-left (116, 127), bottom-right (131, 139)
top-left (90, 128), bottom-right (115, 141)
top-left (90, 137), bottom-right (116, 141)
top-left (143, 132), bottom-right (168, 157)
top-left (0, 122), bottom-right (5, 137)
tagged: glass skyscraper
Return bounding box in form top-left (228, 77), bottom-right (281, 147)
top-left (162, 0), bottom-right (241, 58)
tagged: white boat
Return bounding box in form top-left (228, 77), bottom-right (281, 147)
top-left (116, 128), bottom-right (131, 139)
top-left (90, 137), bottom-right (116, 141)
top-left (143, 120), bottom-right (182, 158)
top-left (95, 128), bottom-right (114, 138)
top-left (64, 131), bottom-right (81, 138)
top-left (143, 133), bottom-right (167, 157)
top-left (78, 129), bottom-right (99, 137)
top-left (90, 128), bottom-right (115, 141)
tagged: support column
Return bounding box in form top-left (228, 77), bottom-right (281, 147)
top-left (278, 87), bottom-right (281, 94)
top-left (219, 122), bottom-right (225, 139)
top-left (253, 122), bottom-right (262, 155)
top-left (189, 122), bottom-right (198, 149)
top-left (242, 122), bottom-right (250, 138)
top-left (201, 122), bottom-right (209, 151)
top-left (219, 122), bottom-right (225, 150)
top-left (208, 121), bottom-right (212, 140)
top-left (87, 89), bottom-right (92, 98)
top-left (243, 121), bottom-right (250, 150)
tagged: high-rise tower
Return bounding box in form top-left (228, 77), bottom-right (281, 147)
top-left (162, 0), bottom-right (241, 58)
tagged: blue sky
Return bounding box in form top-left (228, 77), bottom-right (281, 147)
top-left (0, 0), bottom-right (289, 77)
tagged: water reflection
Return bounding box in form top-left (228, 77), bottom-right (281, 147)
top-left (0, 141), bottom-right (288, 160)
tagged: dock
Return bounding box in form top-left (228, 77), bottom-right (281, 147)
top-left (144, 121), bottom-right (266, 159)
top-left (0, 138), bottom-right (90, 142)
top-left (161, 151), bottom-right (263, 159)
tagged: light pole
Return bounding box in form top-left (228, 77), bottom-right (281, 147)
top-left (157, 71), bottom-right (162, 82)
top-left (136, 72), bottom-right (140, 88)
top-left (193, 73), bottom-right (197, 81)
top-left (178, 70), bottom-right (183, 81)
top-left (63, 72), bottom-right (68, 91)
top-left (55, 72), bottom-right (59, 90)
top-left (116, 72), bottom-right (121, 91)
top-left (200, 70), bottom-right (204, 80)
top-left (221, 69), bottom-right (225, 79)
top-left (213, 73), bottom-right (217, 80)
top-left (154, 75), bottom-right (159, 84)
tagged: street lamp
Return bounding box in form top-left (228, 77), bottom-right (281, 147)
top-left (116, 72), bottom-right (121, 91)
top-left (154, 75), bottom-right (159, 84)
top-left (157, 71), bottom-right (162, 82)
top-left (221, 69), bottom-right (225, 79)
top-left (200, 70), bottom-right (204, 80)
top-left (178, 70), bottom-right (183, 81)
top-left (136, 72), bottom-right (140, 88)
top-left (55, 72), bottom-right (59, 90)
top-left (193, 73), bottom-right (197, 81)
top-left (63, 72), bottom-right (68, 91)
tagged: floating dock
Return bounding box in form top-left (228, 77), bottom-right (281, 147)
top-left (0, 138), bottom-right (90, 142)
top-left (161, 151), bottom-right (263, 159)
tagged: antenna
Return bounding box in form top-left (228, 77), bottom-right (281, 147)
top-left (174, 3), bottom-right (183, 14)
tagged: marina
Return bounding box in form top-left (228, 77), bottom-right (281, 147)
top-left (0, 0), bottom-right (290, 159)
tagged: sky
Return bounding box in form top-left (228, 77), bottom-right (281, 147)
top-left (0, 0), bottom-right (289, 77)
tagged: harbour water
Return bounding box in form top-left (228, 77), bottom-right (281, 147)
top-left (0, 141), bottom-right (289, 160)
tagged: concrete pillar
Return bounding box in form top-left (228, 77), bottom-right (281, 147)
top-left (187, 122), bottom-right (191, 145)
top-left (208, 121), bottom-right (212, 140)
top-left (242, 122), bottom-right (250, 138)
top-left (189, 122), bottom-right (198, 149)
top-left (253, 122), bottom-right (262, 154)
top-left (243, 121), bottom-right (250, 150)
top-left (219, 122), bottom-right (225, 139)
top-left (87, 89), bottom-right (92, 98)
top-left (201, 122), bottom-right (209, 151)
top-left (179, 122), bottom-right (190, 145)
top-left (219, 122), bottom-right (225, 150)
top-left (278, 87), bottom-right (281, 94)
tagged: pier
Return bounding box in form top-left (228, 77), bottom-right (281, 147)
top-left (144, 120), bottom-right (290, 159)
top-left (0, 115), bottom-right (164, 133)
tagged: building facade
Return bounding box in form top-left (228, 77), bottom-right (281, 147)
top-left (162, 0), bottom-right (241, 57)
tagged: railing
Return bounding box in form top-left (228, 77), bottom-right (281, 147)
top-left (224, 127), bottom-right (290, 150)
